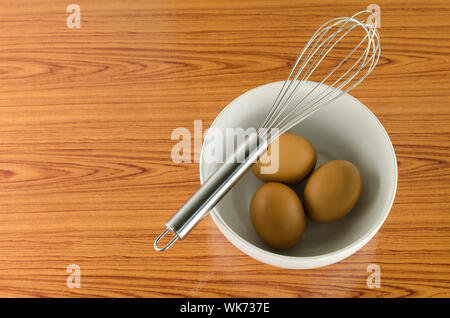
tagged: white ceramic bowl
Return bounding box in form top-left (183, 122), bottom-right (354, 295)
top-left (199, 81), bottom-right (397, 269)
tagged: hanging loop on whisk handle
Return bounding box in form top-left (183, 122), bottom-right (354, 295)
top-left (154, 132), bottom-right (268, 251)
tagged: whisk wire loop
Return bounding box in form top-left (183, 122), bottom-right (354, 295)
top-left (260, 10), bottom-right (380, 143)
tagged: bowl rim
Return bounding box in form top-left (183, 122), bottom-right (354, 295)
top-left (199, 81), bottom-right (398, 269)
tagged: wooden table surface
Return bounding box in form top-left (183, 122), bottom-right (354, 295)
top-left (0, 0), bottom-right (449, 298)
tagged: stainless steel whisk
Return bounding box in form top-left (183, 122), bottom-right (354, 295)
top-left (155, 10), bottom-right (380, 251)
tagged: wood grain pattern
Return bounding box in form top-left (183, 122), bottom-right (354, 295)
top-left (0, 0), bottom-right (449, 297)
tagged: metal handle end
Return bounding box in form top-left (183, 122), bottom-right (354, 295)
top-left (154, 228), bottom-right (178, 251)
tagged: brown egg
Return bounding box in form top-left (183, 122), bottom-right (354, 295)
top-left (303, 160), bottom-right (362, 222)
top-left (250, 182), bottom-right (306, 249)
top-left (251, 132), bottom-right (317, 184)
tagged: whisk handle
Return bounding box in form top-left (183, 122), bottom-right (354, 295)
top-left (154, 132), bottom-right (268, 251)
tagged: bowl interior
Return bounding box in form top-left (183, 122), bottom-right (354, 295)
top-left (200, 81), bottom-right (396, 258)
